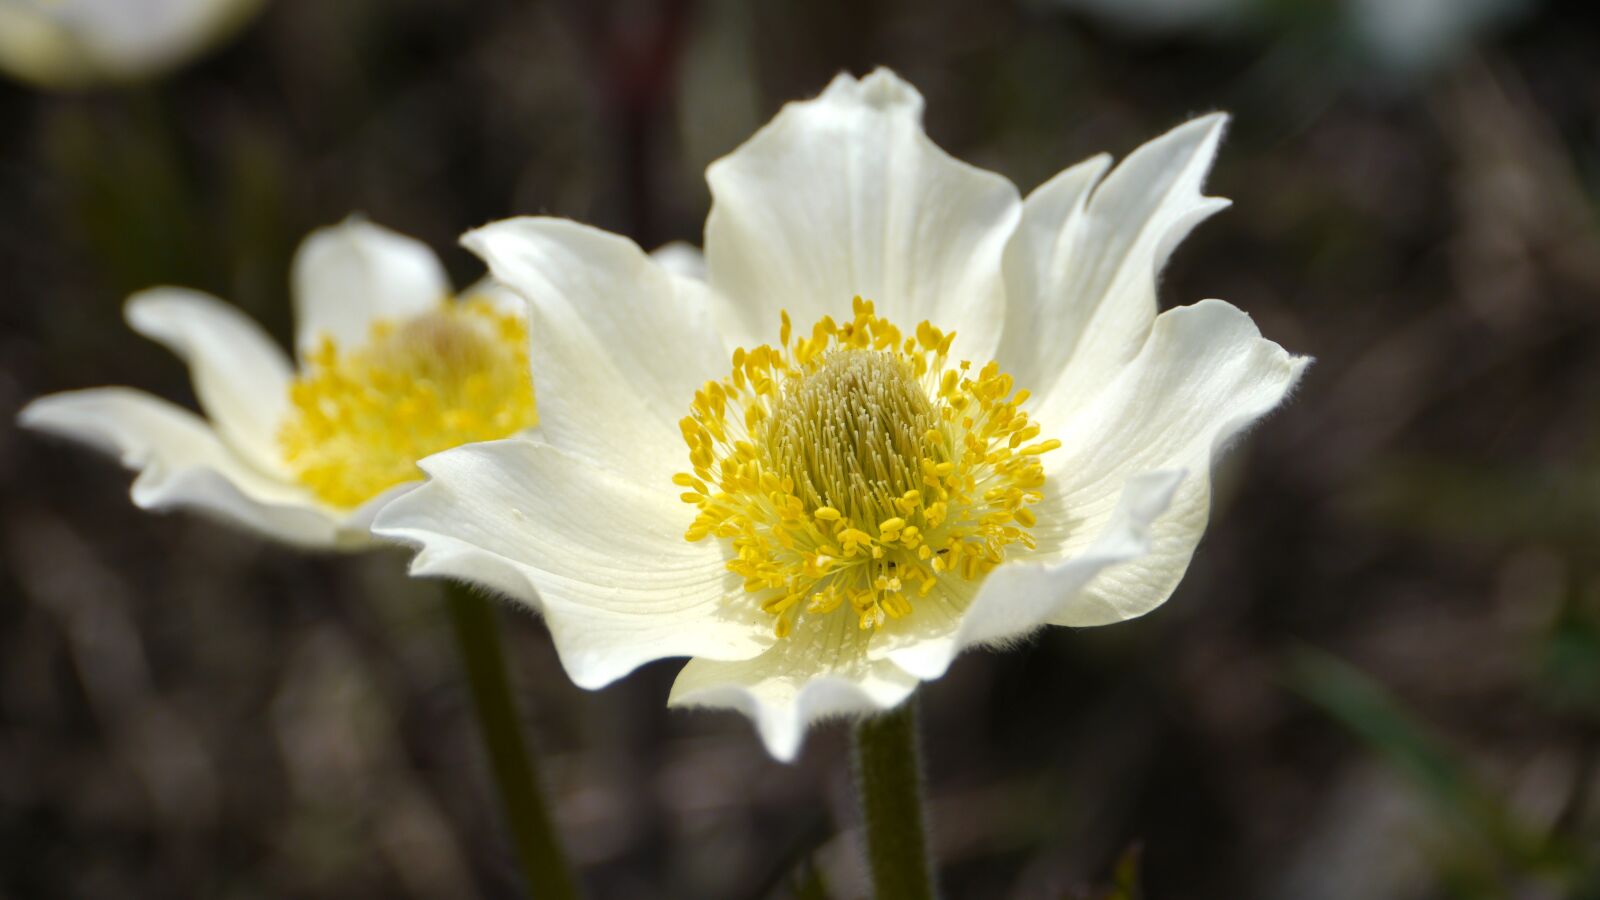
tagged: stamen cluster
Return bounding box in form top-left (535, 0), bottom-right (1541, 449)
top-left (678, 297), bottom-right (1058, 637)
top-left (279, 298), bottom-right (537, 508)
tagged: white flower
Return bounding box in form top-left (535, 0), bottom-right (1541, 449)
top-left (0, 0), bottom-right (265, 88)
top-left (373, 69), bottom-right (1309, 761)
top-left (19, 218), bottom-right (539, 549)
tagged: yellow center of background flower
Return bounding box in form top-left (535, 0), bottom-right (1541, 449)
top-left (278, 298), bottom-right (537, 509)
top-left (678, 297), bottom-right (1057, 637)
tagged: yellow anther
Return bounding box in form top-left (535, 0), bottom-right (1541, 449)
top-left (673, 472), bottom-right (709, 493)
top-left (814, 506), bottom-right (842, 522)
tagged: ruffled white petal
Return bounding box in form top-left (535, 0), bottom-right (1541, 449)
top-left (1001, 114), bottom-right (1232, 428)
top-left (291, 217), bottom-right (450, 358)
top-left (704, 68), bottom-right (1020, 359)
top-left (881, 470), bottom-right (1183, 680)
top-left (1032, 299), bottom-right (1308, 627)
top-left (371, 439), bottom-right (772, 689)
top-left (463, 217), bottom-right (728, 483)
top-left (879, 300), bottom-right (1304, 679)
top-left (18, 387), bottom-right (340, 547)
top-left (668, 612), bottom-right (919, 762)
top-left (124, 287), bottom-right (293, 476)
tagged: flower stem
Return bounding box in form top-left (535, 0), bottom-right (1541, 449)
top-left (852, 697), bottom-right (937, 900)
top-left (442, 580), bottom-right (579, 900)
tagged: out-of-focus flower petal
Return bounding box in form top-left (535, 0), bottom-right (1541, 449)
top-left (292, 218), bottom-right (450, 359)
top-left (125, 286), bottom-right (294, 476)
top-left (19, 387), bottom-right (340, 546)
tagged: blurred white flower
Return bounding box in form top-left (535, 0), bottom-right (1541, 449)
top-left (0, 0), bottom-right (265, 88)
top-left (374, 69), bottom-right (1308, 761)
top-left (20, 219), bottom-right (538, 549)
top-left (1051, 0), bottom-right (1536, 72)
top-left (1347, 0), bottom-right (1532, 71)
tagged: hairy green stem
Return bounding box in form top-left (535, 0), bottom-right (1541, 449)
top-left (853, 697), bottom-right (937, 900)
top-left (443, 581), bottom-right (579, 900)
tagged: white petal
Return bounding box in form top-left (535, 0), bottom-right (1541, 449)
top-left (650, 241), bottom-right (707, 281)
top-left (371, 439), bottom-right (772, 690)
top-left (704, 67), bottom-right (1020, 359)
top-left (124, 287), bottom-right (293, 476)
top-left (1035, 299), bottom-right (1309, 626)
top-left (668, 613), bottom-right (919, 762)
top-left (1001, 114), bottom-right (1232, 426)
top-left (458, 276), bottom-right (528, 318)
top-left (18, 388), bottom-right (341, 547)
top-left (291, 217), bottom-right (450, 358)
top-left (882, 470), bottom-right (1183, 680)
top-left (862, 572), bottom-right (980, 669)
top-left (463, 217), bottom-right (727, 483)
top-left (337, 480), bottom-right (420, 541)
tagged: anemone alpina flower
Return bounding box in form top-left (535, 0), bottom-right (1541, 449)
top-left (374, 69), bottom-right (1309, 761)
top-left (20, 219), bottom-right (538, 548)
top-left (0, 0), bottom-right (265, 88)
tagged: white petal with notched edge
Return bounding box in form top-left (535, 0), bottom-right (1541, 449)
top-left (18, 387), bottom-right (338, 546)
top-left (881, 470), bottom-right (1182, 681)
top-left (704, 69), bottom-right (1021, 360)
top-left (124, 287), bottom-right (294, 477)
top-left (373, 439), bottom-right (773, 689)
top-left (291, 218), bottom-right (450, 359)
top-left (1031, 300), bottom-right (1307, 627)
top-left (1002, 114), bottom-right (1233, 431)
top-left (668, 615), bottom-right (920, 763)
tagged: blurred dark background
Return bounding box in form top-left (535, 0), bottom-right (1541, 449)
top-left (4, 0), bottom-right (1600, 897)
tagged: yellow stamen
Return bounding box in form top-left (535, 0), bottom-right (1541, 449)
top-left (278, 297), bottom-right (537, 508)
top-left (675, 297), bottom-right (1056, 637)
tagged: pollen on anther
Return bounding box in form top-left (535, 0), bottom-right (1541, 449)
top-left (673, 300), bottom-right (1056, 638)
top-left (278, 298), bottom-right (537, 508)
